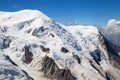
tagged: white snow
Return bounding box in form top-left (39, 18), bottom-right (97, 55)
top-left (0, 51), bottom-right (31, 80)
top-left (0, 10), bottom-right (120, 80)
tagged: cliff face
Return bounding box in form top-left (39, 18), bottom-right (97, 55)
top-left (0, 10), bottom-right (120, 80)
top-left (41, 56), bottom-right (75, 80)
top-left (103, 36), bottom-right (120, 69)
top-left (98, 32), bottom-right (120, 80)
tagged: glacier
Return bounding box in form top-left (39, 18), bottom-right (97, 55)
top-left (0, 10), bottom-right (120, 80)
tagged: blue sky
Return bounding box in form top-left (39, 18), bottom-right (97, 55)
top-left (0, 0), bottom-right (120, 27)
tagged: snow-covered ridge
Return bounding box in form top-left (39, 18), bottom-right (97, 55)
top-left (0, 10), bottom-right (51, 31)
top-left (0, 9), bottom-right (50, 22)
top-left (0, 10), bottom-right (120, 80)
top-left (0, 51), bottom-right (32, 80)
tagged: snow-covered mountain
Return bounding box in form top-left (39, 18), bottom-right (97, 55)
top-left (0, 10), bottom-right (120, 80)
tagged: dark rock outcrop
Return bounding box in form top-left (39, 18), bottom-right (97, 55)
top-left (106, 72), bottom-right (111, 80)
top-left (72, 53), bottom-right (81, 64)
top-left (48, 33), bottom-right (54, 37)
top-left (4, 55), bottom-right (17, 66)
top-left (2, 37), bottom-right (11, 48)
top-left (89, 60), bottom-right (106, 78)
top-left (61, 47), bottom-right (69, 53)
top-left (32, 26), bottom-right (49, 37)
top-left (23, 45), bottom-right (33, 64)
top-left (40, 45), bottom-right (50, 53)
top-left (41, 56), bottom-right (75, 80)
top-left (22, 70), bottom-right (34, 80)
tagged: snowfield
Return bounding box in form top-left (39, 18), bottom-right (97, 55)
top-left (0, 10), bottom-right (120, 80)
top-left (0, 51), bottom-right (32, 80)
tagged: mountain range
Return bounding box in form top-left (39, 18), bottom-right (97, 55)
top-left (0, 10), bottom-right (120, 80)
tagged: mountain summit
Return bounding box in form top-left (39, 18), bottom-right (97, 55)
top-left (0, 10), bottom-right (120, 80)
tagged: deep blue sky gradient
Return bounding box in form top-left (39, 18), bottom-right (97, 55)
top-left (0, 0), bottom-right (120, 27)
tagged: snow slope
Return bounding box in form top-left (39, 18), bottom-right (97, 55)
top-left (0, 51), bottom-right (32, 80)
top-left (0, 10), bottom-right (120, 80)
